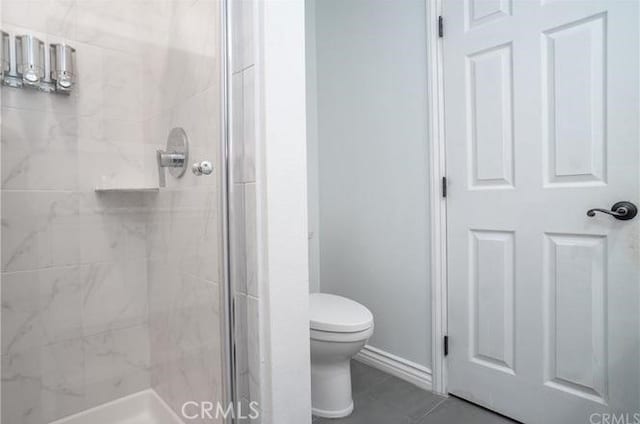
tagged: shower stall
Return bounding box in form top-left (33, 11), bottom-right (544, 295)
top-left (0, 0), bottom-right (250, 423)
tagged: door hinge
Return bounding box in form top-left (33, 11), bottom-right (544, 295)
top-left (444, 335), bottom-right (449, 356)
top-left (442, 176), bottom-right (447, 198)
top-left (438, 16), bottom-right (444, 38)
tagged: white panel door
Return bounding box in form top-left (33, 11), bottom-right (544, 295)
top-left (444, 1), bottom-right (640, 423)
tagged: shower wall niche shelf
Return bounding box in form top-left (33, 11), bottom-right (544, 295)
top-left (95, 186), bottom-right (160, 193)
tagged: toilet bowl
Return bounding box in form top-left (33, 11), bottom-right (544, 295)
top-left (309, 293), bottom-right (374, 418)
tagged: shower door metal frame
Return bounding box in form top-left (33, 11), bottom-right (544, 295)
top-left (219, 0), bottom-right (237, 422)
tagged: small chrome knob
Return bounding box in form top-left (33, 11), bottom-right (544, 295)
top-left (192, 161), bottom-right (213, 176)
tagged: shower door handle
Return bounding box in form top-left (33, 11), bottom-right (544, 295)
top-left (192, 161), bottom-right (213, 176)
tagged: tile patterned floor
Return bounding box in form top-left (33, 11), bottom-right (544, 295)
top-left (312, 361), bottom-right (517, 424)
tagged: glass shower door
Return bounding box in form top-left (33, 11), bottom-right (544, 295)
top-left (0, 1), bottom-right (231, 423)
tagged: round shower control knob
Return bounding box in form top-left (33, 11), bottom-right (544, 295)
top-left (192, 161), bottom-right (213, 176)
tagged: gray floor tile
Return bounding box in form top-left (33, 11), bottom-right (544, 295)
top-left (313, 361), bottom-right (445, 424)
top-left (312, 362), bottom-right (517, 424)
top-left (315, 391), bottom-right (412, 424)
top-left (415, 397), bottom-right (518, 424)
top-left (351, 360), bottom-right (392, 396)
top-left (366, 372), bottom-right (446, 422)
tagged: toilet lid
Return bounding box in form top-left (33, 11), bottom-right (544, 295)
top-left (310, 293), bottom-right (374, 333)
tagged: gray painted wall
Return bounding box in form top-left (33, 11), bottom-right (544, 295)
top-left (307, 0), bottom-right (432, 367)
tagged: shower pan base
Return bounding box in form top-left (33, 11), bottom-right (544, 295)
top-left (50, 389), bottom-right (184, 424)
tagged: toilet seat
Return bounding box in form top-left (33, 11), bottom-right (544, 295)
top-left (310, 293), bottom-right (374, 333)
top-left (310, 326), bottom-right (374, 343)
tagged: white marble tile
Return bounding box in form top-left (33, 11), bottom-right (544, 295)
top-left (128, 1), bottom-right (173, 47)
top-left (192, 191), bottom-right (221, 282)
top-left (231, 0), bottom-right (242, 72)
top-left (166, 198), bottom-right (201, 274)
top-left (149, 271), bottom-right (223, 421)
top-left (79, 211), bottom-right (147, 264)
top-left (148, 258), bottom-right (178, 371)
top-left (1, 105), bottom-right (79, 139)
top-left (164, 1), bottom-right (218, 103)
top-left (75, 0), bottom-right (147, 54)
top-left (168, 345), bottom-right (223, 424)
top-left (81, 260), bottom-right (148, 336)
top-left (76, 195), bottom-right (148, 264)
top-left (74, 42), bottom-right (106, 120)
top-left (234, 293), bottom-right (250, 401)
top-left (1, 136), bottom-right (78, 191)
top-left (140, 46), bottom-right (182, 119)
top-left (77, 139), bottom-right (147, 191)
top-left (231, 67), bottom-right (255, 184)
top-left (170, 274), bottom-right (220, 352)
top-left (1, 338), bottom-right (85, 424)
top-left (242, 66), bottom-right (256, 183)
top-left (1, 348), bottom-right (43, 424)
top-left (2, 0), bottom-right (77, 40)
top-left (101, 49), bottom-right (143, 122)
top-left (143, 143), bottom-right (162, 188)
top-left (143, 111), bottom-right (172, 147)
top-left (166, 0), bottom-right (219, 54)
top-left (1, 85), bottom-right (73, 115)
top-left (162, 189), bottom-right (220, 279)
top-left (40, 339), bottom-right (85, 421)
top-left (230, 183), bottom-right (247, 294)
top-left (1, 107), bottom-right (79, 191)
top-left (151, 55), bottom-right (213, 122)
top-left (181, 0), bottom-right (219, 83)
top-left (247, 295), bottom-right (261, 406)
top-left (1, 191), bottom-right (80, 272)
top-left (2, 266), bottom-right (84, 356)
top-left (231, 71), bottom-right (245, 184)
top-left (83, 324), bottom-right (150, 409)
top-left (145, 193), bottom-right (172, 261)
top-left (140, 2), bottom-right (219, 120)
top-left (244, 182), bottom-right (258, 297)
top-left (232, 0), bottom-right (255, 73)
top-left (241, 0), bottom-right (255, 69)
top-left (76, 211), bottom-right (128, 265)
top-left (148, 199), bottom-right (225, 417)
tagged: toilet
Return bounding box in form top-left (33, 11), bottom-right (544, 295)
top-left (309, 293), bottom-right (374, 418)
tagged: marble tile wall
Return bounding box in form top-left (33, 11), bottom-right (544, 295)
top-left (1, 1), bottom-right (150, 421)
top-left (230, 0), bottom-right (263, 421)
top-left (1, 0), bottom-right (225, 422)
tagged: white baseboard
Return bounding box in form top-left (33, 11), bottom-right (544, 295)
top-left (354, 345), bottom-right (432, 391)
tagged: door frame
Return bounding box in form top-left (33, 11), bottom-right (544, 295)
top-left (425, 0), bottom-right (449, 396)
